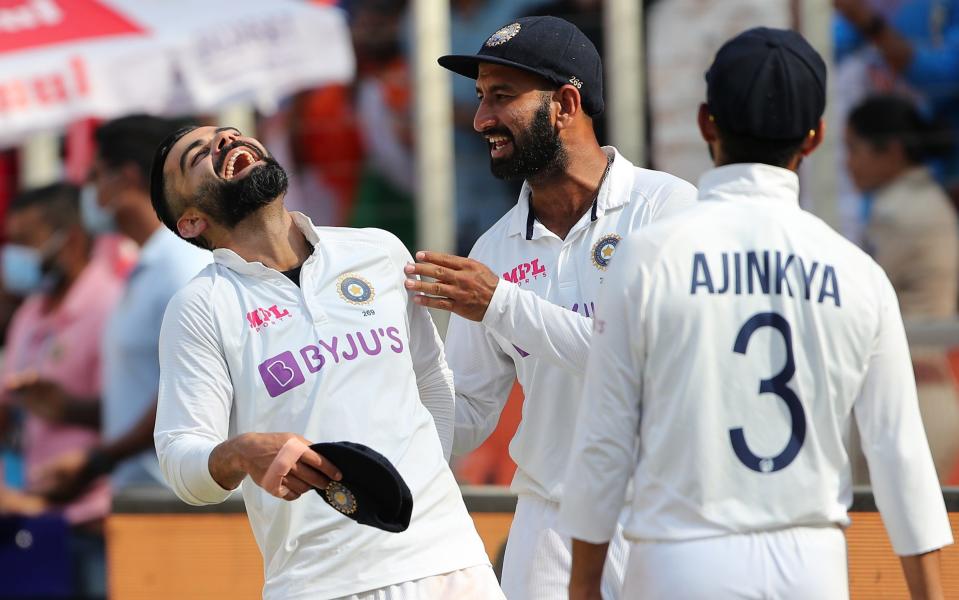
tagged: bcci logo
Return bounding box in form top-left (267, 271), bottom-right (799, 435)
top-left (325, 481), bottom-right (358, 515)
top-left (486, 22), bottom-right (521, 47)
top-left (337, 274), bottom-right (375, 305)
top-left (591, 234), bottom-right (621, 271)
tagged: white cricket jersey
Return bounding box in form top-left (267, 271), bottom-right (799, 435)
top-left (559, 164), bottom-right (954, 557)
top-left (446, 147), bottom-right (698, 502)
top-left (154, 214), bottom-right (489, 600)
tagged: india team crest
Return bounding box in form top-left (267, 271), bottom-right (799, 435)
top-left (486, 23), bottom-right (521, 47)
top-left (337, 274), bottom-right (375, 305)
top-left (325, 481), bottom-right (358, 515)
top-left (591, 234), bottom-right (622, 271)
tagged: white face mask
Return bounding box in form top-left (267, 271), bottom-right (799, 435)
top-left (80, 184), bottom-right (116, 234)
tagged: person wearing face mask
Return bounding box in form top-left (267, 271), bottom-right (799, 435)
top-left (25, 115), bottom-right (211, 509)
top-left (0, 183), bottom-right (126, 600)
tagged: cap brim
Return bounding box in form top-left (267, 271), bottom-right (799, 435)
top-left (438, 54), bottom-right (556, 84)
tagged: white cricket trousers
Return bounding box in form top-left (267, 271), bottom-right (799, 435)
top-left (623, 525), bottom-right (849, 599)
top-left (334, 565), bottom-right (505, 599)
top-left (500, 494), bottom-right (629, 600)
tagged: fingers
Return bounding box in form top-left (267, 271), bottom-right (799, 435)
top-left (404, 278), bottom-right (457, 299)
top-left (412, 295), bottom-right (455, 312)
top-left (297, 449), bottom-right (342, 482)
top-left (404, 261), bottom-right (455, 282)
top-left (414, 250), bottom-right (468, 269)
top-left (288, 461), bottom-right (331, 490)
top-left (281, 474), bottom-right (312, 497)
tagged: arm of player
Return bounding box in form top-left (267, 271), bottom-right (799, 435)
top-left (446, 311), bottom-right (517, 456)
top-left (405, 251), bottom-right (594, 374)
top-left (155, 286), bottom-right (339, 505)
top-left (854, 266), bottom-right (953, 590)
top-left (390, 236), bottom-right (457, 460)
top-left (559, 237), bottom-right (646, 595)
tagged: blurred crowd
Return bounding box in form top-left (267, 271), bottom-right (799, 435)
top-left (0, 0), bottom-right (957, 597)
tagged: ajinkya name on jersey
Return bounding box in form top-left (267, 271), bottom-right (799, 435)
top-left (257, 326), bottom-right (406, 397)
top-left (690, 250), bottom-right (841, 307)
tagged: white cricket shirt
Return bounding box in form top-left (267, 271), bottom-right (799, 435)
top-left (154, 213), bottom-right (489, 600)
top-left (559, 164), bottom-right (954, 557)
top-left (446, 147), bottom-right (698, 502)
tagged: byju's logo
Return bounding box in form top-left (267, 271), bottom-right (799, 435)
top-left (258, 351), bottom-right (305, 397)
top-left (247, 305), bottom-right (291, 332)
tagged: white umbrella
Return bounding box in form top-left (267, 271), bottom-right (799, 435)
top-left (0, 0), bottom-right (355, 148)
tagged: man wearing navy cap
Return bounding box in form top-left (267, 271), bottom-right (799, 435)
top-left (560, 27), bottom-right (952, 599)
top-left (406, 15), bottom-right (697, 600)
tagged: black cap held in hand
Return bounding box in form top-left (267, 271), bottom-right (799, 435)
top-left (310, 441), bottom-right (413, 533)
top-left (706, 27), bottom-right (827, 141)
top-left (438, 16), bottom-right (604, 116)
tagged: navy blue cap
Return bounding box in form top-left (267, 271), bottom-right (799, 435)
top-left (310, 441), bottom-right (413, 533)
top-left (706, 27), bottom-right (827, 141)
top-left (438, 16), bottom-right (604, 116)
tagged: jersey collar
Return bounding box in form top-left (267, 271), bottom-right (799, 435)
top-left (212, 211), bottom-right (320, 278)
top-left (697, 163), bottom-right (800, 207)
top-left (508, 146), bottom-right (634, 239)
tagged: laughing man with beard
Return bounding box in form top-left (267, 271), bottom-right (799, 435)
top-left (404, 16), bottom-right (698, 600)
top-left (149, 126), bottom-right (501, 600)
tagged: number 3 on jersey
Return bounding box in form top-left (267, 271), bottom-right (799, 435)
top-left (730, 312), bottom-right (807, 473)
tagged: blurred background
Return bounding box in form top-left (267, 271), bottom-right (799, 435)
top-left (0, 0), bottom-right (958, 598)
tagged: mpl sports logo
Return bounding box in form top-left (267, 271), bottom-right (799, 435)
top-left (246, 304), bottom-right (292, 332)
top-left (502, 258), bottom-right (546, 285)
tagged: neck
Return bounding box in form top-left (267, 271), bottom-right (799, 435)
top-left (215, 200), bottom-right (312, 271)
top-left (528, 143), bottom-right (609, 240)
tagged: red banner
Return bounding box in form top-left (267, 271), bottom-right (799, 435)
top-left (0, 0), bottom-right (144, 54)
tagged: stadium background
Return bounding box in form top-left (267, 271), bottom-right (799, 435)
top-left (1, 0), bottom-right (958, 598)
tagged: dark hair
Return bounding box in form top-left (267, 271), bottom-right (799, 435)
top-left (847, 94), bottom-right (952, 164)
top-left (149, 125), bottom-right (199, 237)
top-left (95, 115), bottom-right (196, 183)
top-left (10, 183), bottom-right (82, 231)
top-left (717, 129), bottom-right (806, 168)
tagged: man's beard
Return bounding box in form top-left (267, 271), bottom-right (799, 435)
top-left (488, 98), bottom-right (567, 181)
top-left (195, 157), bottom-right (289, 229)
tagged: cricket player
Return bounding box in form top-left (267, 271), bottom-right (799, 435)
top-left (406, 16), bottom-right (698, 599)
top-left (149, 126), bottom-right (501, 599)
top-left (560, 27), bottom-right (953, 600)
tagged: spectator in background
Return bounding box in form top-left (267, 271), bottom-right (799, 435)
top-left (0, 183), bottom-right (125, 599)
top-left (348, 0), bottom-right (417, 248)
top-left (34, 116), bottom-right (211, 505)
top-left (450, 0), bottom-right (541, 254)
top-left (834, 0), bottom-right (959, 202)
top-left (846, 95), bottom-right (959, 318)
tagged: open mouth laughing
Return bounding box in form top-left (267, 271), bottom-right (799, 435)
top-left (217, 143), bottom-right (264, 180)
top-left (486, 134), bottom-right (513, 159)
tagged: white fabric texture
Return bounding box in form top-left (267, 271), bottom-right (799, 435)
top-left (622, 526), bottom-right (849, 600)
top-left (334, 565), bottom-right (505, 600)
top-left (154, 214), bottom-right (488, 599)
top-left (500, 495), bottom-right (628, 600)
top-left (446, 147), bottom-right (698, 503)
top-left (559, 163), bottom-right (953, 558)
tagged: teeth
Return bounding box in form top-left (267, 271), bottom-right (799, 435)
top-left (224, 149), bottom-right (255, 179)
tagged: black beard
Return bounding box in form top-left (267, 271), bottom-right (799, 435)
top-left (489, 99), bottom-right (567, 181)
top-left (195, 157), bottom-right (289, 228)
